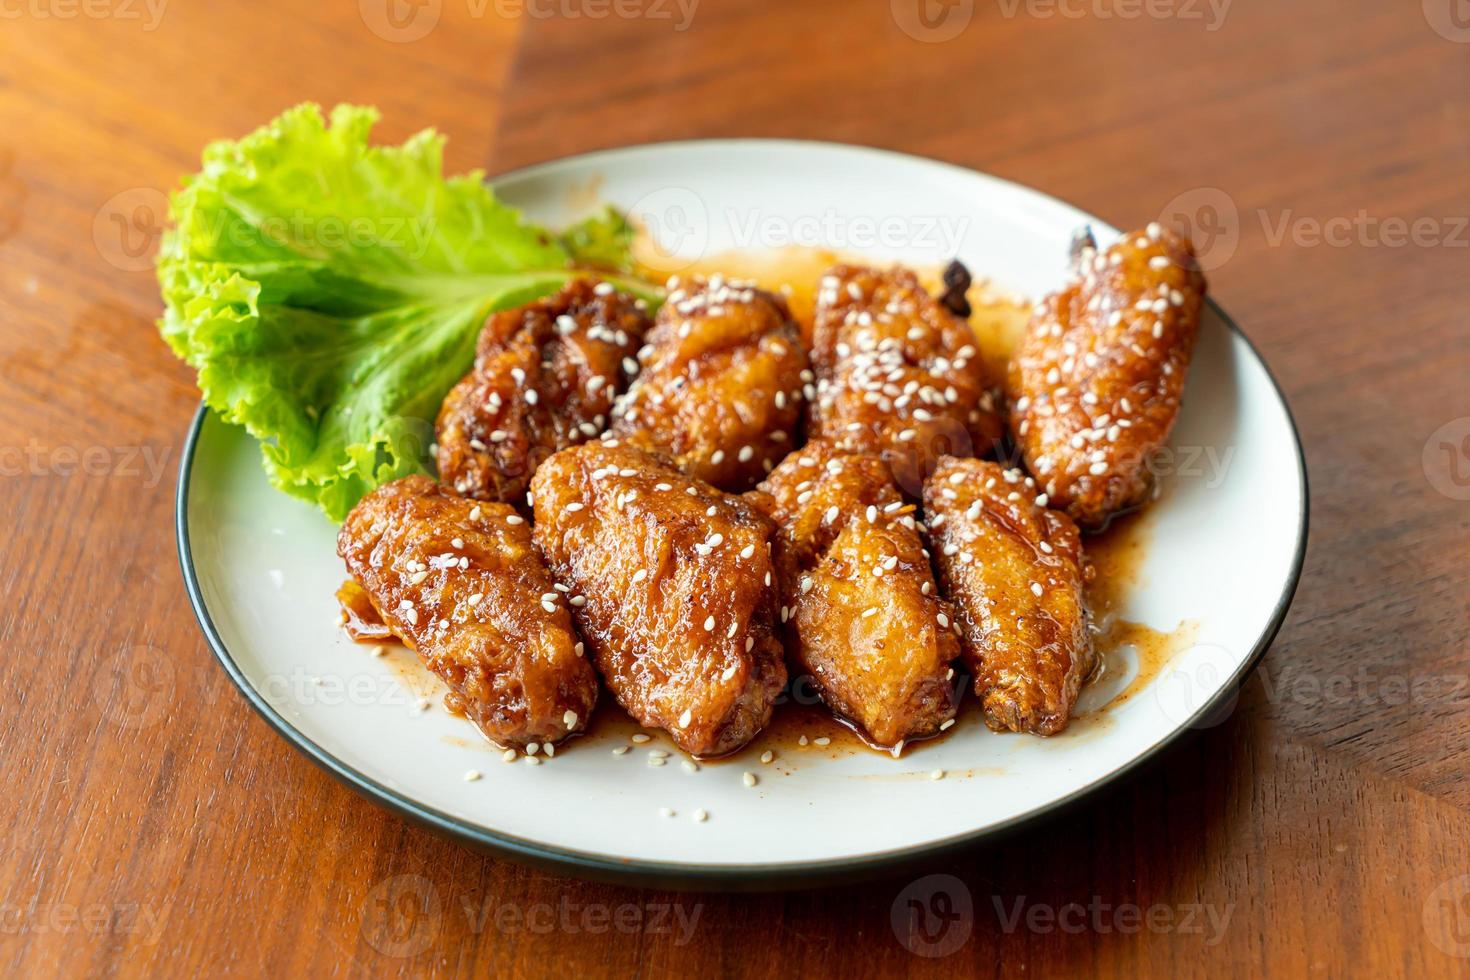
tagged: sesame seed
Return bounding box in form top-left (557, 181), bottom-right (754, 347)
top-left (1031, 582), bottom-right (1044, 597)
top-left (565, 502), bottom-right (584, 512)
top-left (679, 709), bottom-right (693, 728)
top-left (526, 742), bottom-right (539, 756)
top-left (930, 769), bottom-right (945, 781)
top-left (570, 595), bottom-right (586, 607)
top-left (743, 772), bottom-right (757, 788)
top-left (721, 665), bottom-right (737, 682)
top-left (404, 608), bottom-right (418, 626)
top-left (799, 735), bottom-right (809, 746)
top-left (631, 569), bottom-right (648, 584)
top-left (469, 506), bottom-right (481, 521)
top-left (574, 642), bottom-right (584, 656)
top-left (693, 809), bottom-right (708, 823)
top-left (659, 806), bottom-right (675, 817)
top-left (525, 390), bottom-right (539, 405)
top-left (648, 757), bottom-right (666, 767)
top-left (525, 756), bottom-right (542, 766)
top-left (862, 607), bottom-right (878, 618)
top-left (506, 514), bottom-right (524, 525)
top-left (683, 760), bottom-right (700, 773)
top-left (824, 506), bottom-right (839, 524)
top-left (739, 544), bottom-right (755, 559)
top-left (940, 718), bottom-right (956, 731)
top-left (544, 743), bottom-right (556, 757)
top-left (501, 749), bottom-right (517, 763)
top-left (702, 615), bottom-right (715, 632)
top-left (866, 505), bottom-right (877, 523)
top-left (814, 737), bottom-right (831, 746)
top-left (612, 746), bottom-right (629, 756)
top-left (937, 612), bottom-right (949, 628)
top-left (710, 449), bottom-right (726, 465)
top-left (631, 733), bottom-right (651, 743)
top-left (409, 570), bottom-right (429, 585)
top-left (563, 710), bottom-right (578, 728)
top-left (541, 600), bottom-right (556, 614)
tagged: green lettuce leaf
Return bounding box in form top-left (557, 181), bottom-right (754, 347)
top-left (158, 103), bottom-right (656, 521)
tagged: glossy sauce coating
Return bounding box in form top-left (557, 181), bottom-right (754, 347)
top-left (610, 275), bottom-right (809, 491)
top-left (751, 440), bottom-right (959, 749)
top-left (922, 457), bottom-right (1095, 736)
top-left (808, 265), bottom-right (1004, 496)
top-left (530, 442), bottom-right (787, 757)
top-left (337, 475), bottom-right (599, 748)
top-left (1006, 225), bottom-right (1205, 529)
top-left (436, 279), bottom-right (652, 503)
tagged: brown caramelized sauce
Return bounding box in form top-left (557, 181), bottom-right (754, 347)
top-left (337, 246), bottom-right (1198, 763)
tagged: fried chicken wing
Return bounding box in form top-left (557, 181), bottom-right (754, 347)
top-left (922, 457), bottom-right (1094, 736)
top-left (436, 279), bottom-right (652, 503)
top-left (1006, 225), bottom-right (1206, 529)
top-left (808, 264), bottom-right (1004, 497)
top-left (338, 475), bottom-right (598, 749)
top-left (751, 441), bottom-right (959, 750)
top-left (610, 276), bottom-right (809, 491)
top-left (530, 442), bottom-right (786, 756)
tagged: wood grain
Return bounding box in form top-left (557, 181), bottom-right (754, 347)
top-left (3, 0), bottom-right (1469, 975)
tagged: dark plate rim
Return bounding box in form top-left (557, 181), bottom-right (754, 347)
top-left (173, 138), bottom-right (1310, 888)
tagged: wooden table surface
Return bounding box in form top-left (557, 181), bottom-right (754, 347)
top-left (4, 0), bottom-right (1469, 975)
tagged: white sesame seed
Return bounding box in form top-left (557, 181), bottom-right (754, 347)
top-left (631, 733), bottom-right (651, 743)
top-left (409, 570), bottom-right (429, 585)
top-left (525, 390), bottom-right (539, 405)
top-left (451, 537), bottom-right (464, 549)
top-left (541, 600), bottom-right (556, 614)
top-left (631, 569), bottom-right (648, 584)
top-left (799, 735), bottom-right (809, 746)
top-left (814, 737), bottom-right (831, 746)
top-left (506, 514), bottom-right (524, 525)
top-left (525, 756), bottom-right (542, 766)
top-left (1031, 582), bottom-right (1044, 597)
top-left (930, 769), bottom-right (945, 781)
top-left (659, 806), bottom-right (675, 817)
top-left (710, 449), bottom-right (726, 465)
top-left (940, 718), bottom-right (956, 731)
top-left (683, 760), bottom-right (700, 773)
top-left (404, 608), bottom-right (418, 626)
top-left (570, 595), bottom-right (586, 607)
top-left (721, 665), bottom-right (737, 682)
top-left (612, 746), bottom-right (629, 756)
top-left (693, 809), bottom-right (708, 823)
top-left (679, 709), bottom-right (693, 727)
top-left (743, 772), bottom-right (757, 788)
top-left (565, 502), bottom-right (584, 512)
top-left (469, 506), bottom-right (481, 521)
top-left (563, 710), bottom-right (578, 728)
top-left (702, 615), bottom-right (715, 632)
top-left (862, 607), bottom-right (878, 619)
top-left (739, 544), bottom-right (755, 559)
top-left (501, 749), bottom-right (517, 763)
top-left (647, 757), bottom-right (666, 767)
top-left (937, 613), bottom-right (949, 628)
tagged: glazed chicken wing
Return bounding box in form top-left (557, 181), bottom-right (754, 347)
top-left (808, 264), bottom-right (1004, 496)
top-left (531, 442), bottom-right (787, 756)
top-left (437, 279), bottom-right (652, 503)
top-left (922, 457), bottom-right (1094, 736)
top-left (1007, 225), bottom-right (1205, 529)
top-left (751, 441), bottom-right (959, 750)
top-left (338, 475), bottom-right (598, 749)
top-left (610, 276), bottom-right (809, 491)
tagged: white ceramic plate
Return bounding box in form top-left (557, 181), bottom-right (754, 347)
top-left (177, 140), bottom-right (1307, 885)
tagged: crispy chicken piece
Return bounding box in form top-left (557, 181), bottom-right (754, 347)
top-left (808, 264), bottom-right (1005, 497)
top-left (750, 441), bottom-right (959, 749)
top-left (922, 457), bottom-right (1095, 736)
top-left (610, 276), bottom-right (809, 491)
top-left (436, 279), bottom-right (652, 504)
top-left (338, 475), bottom-right (598, 749)
top-left (1007, 225), bottom-right (1206, 529)
top-left (531, 442), bottom-right (786, 756)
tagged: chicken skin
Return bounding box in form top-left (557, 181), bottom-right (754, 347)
top-left (610, 276), bottom-right (809, 491)
top-left (1007, 225), bottom-right (1206, 529)
top-left (436, 279), bottom-right (652, 504)
top-left (338, 475), bottom-right (598, 749)
top-left (922, 457), bottom-right (1095, 736)
top-left (751, 441), bottom-right (960, 750)
top-left (530, 442), bottom-right (787, 757)
top-left (808, 264), bottom-right (1004, 496)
